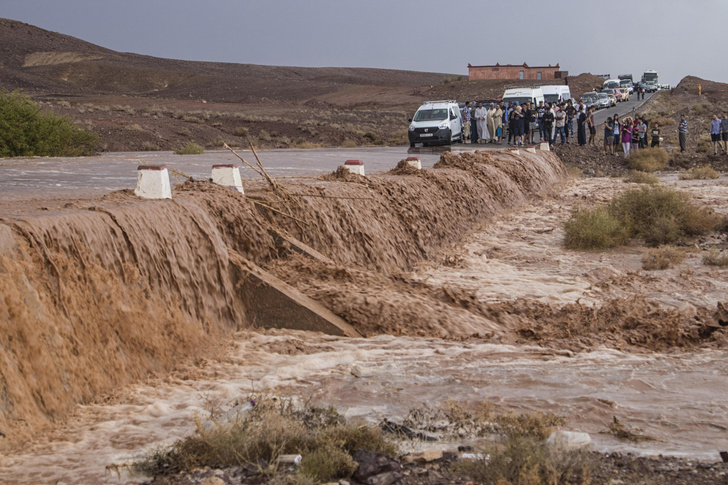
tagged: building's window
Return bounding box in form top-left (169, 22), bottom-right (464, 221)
top-left (492, 67), bottom-right (499, 71)
top-left (519, 71), bottom-right (524, 80)
top-left (537, 72), bottom-right (542, 80)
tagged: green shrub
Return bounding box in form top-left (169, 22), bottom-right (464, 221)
top-left (608, 186), bottom-right (721, 246)
top-left (174, 142), bottom-right (204, 155)
top-left (627, 148), bottom-right (669, 172)
top-left (624, 170), bottom-right (659, 184)
top-left (563, 207), bottom-right (629, 250)
top-left (564, 186), bottom-right (721, 249)
top-left (0, 91), bottom-right (98, 157)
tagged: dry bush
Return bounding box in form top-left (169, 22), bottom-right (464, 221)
top-left (341, 139), bottom-right (358, 148)
top-left (624, 170), bottom-right (659, 184)
top-left (139, 141), bottom-right (161, 152)
top-left (234, 126), bottom-right (249, 137)
top-left (290, 141), bottom-right (325, 149)
top-left (627, 148), bottom-right (669, 172)
top-left (649, 116), bottom-right (674, 128)
top-left (696, 134), bottom-right (712, 153)
top-left (181, 115), bottom-right (202, 124)
top-left (607, 416), bottom-right (655, 442)
top-left (455, 435), bottom-right (594, 485)
top-left (404, 400), bottom-right (565, 440)
top-left (134, 397), bottom-right (396, 483)
top-left (174, 142), bottom-right (204, 155)
top-left (563, 207), bottom-right (629, 250)
top-left (703, 248), bottom-right (728, 266)
top-left (176, 126), bottom-right (192, 137)
top-left (680, 166), bottom-right (720, 180)
top-left (258, 129), bottom-right (273, 141)
top-left (642, 246), bottom-right (687, 270)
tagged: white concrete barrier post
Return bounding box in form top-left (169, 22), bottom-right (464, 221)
top-left (135, 165), bottom-right (172, 199)
top-left (344, 159), bottom-right (365, 176)
top-left (509, 147), bottom-right (520, 156)
top-left (540, 142), bottom-right (550, 152)
top-left (525, 145), bottom-right (537, 154)
top-left (211, 164), bottom-right (244, 193)
top-left (405, 157), bottom-right (422, 170)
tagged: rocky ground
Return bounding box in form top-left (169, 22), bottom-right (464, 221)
top-left (144, 450), bottom-right (728, 485)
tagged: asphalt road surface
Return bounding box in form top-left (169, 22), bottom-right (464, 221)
top-left (592, 92), bottom-right (655, 126)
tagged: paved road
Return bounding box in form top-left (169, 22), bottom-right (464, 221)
top-left (592, 92), bottom-right (655, 126)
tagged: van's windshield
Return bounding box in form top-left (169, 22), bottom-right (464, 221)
top-left (502, 97), bottom-right (532, 106)
top-left (543, 95), bottom-right (559, 103)
top-left (413, 109), bottom-right (448, 121)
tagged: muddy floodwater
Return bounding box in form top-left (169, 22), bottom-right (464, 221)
top-left (0, 333), bottom-right (727, 485)
top-left (1, 151), bottom-right (727, 484)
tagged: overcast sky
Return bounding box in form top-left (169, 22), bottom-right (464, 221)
top-left (3, 0), bottom-right (724, 86)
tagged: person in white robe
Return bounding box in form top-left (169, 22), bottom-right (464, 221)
top-left (474, 102), bottom-right (490, 143)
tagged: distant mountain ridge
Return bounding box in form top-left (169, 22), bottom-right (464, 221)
top-left (0, 18), bottom-right (451, 103)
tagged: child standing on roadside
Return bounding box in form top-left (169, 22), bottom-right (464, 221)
top-left (621, 117), bottom-right (633, 157)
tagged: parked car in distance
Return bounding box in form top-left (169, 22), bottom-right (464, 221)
top-left (616, 87), bottom-right (630, 101)
top-left (580, 92), bottom-right (599, 109)
top-left (606, 93), bottom-right (617, 106)
top-left (595, 93), bottom-right (611, 109)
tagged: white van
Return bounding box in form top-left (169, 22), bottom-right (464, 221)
top-left (408, 100), bottom-right (463, 147)
top-left (540, 85), bottom-right (571, 104)
top-left (501, 87), bottom-right (545, 107)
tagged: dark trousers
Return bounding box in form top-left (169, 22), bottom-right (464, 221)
top-left (553, 126), bottom-right (566, 144)
top-left (679, 132), bottom-right (686, 152)
top-left (543, 124), bottom-right (553, 143)
top-left (651, 138), bottom-right (660, 148)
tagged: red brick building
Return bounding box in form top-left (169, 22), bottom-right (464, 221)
top-left (468, 62), bottom-right (568, 81)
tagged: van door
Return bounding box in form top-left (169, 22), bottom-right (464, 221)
top-left (450, 106), bottom-right (462, 141)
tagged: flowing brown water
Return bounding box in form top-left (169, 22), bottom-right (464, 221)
top-left (0, 149), bottom-right (566, 442)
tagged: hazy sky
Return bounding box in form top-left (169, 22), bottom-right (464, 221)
top-left (2, 0), bottom-right (724, 86)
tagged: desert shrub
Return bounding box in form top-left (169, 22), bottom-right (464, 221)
top-left (563, 207), bottom-right (629, 250)
top-left (624, 170), bottom-right (659, 184)
top-left (139, 141), bottom-right (162, 151)
top-left (455, 435), bottom-right (593, 485)
top-left (134, 397), bottom-right (396, 482)
top-left (234, 126), bottom-right (249, 137)
top-left (696, 134), bottom-right (712, 153)
top-left (703, 248), bottom-right (728, 266)
top-left (642, 246), bottom-right (687, 270)
top-left (290, 141), bottom-right (325, 149)
top-left (181, 115), bottom-right (202, 124)
top-left (258, 129), bottom-right (273, 141)
top-left (565, 186), bottom-right (721, 249)
top-left (608, 186), bottom-right (721, 246)
top-left (627, 148), bottom-right (669, 172)
top-left (680, 166), bottom-right (720, 180)
top-left (649, 116), bottom-right (674, 127)
top-left (341, 139), bottom-right (358, 148)
top-left (174, 142), bottom-right (204, 155)
top-left (0, 91), bottom-right (98, 157)
top-left (403, 400), bottom-right (565, 441)
top-left (176, 126), bottom-right (192, 137)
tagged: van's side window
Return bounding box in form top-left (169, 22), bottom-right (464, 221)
top-left (450, 109), bottom-right (457, 120)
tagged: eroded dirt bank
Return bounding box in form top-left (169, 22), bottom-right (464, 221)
top-left (0, 149), bottom-right (565, 442)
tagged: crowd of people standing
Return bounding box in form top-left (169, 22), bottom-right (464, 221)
top-left (461, 99), bottom-right (598, 148)
top-left (461, 97), bottom-right (728, 158)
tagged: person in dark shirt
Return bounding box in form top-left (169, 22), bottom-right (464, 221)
top-left (542, 104), bottom-right (555, 146)
top-left (651, 123), bottom-right (661, 148)
top-left (577, 108), bottom-right (587, 146)
top-left (604, 117), bottom-right (615, 154)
